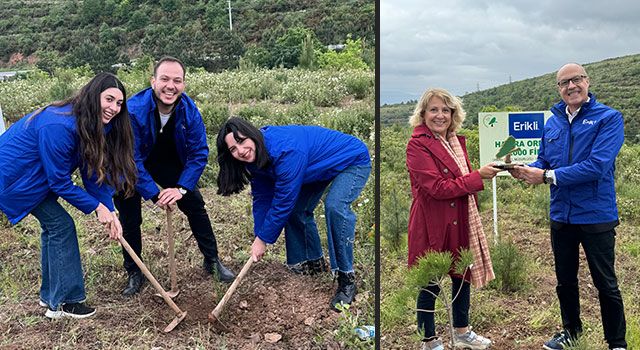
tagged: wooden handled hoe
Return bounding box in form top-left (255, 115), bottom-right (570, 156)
top-left (154, 208), bottom-right (180, 299)
top-left (208, 256), bottom-right (254, 332)
top-left (119, 236), bottom-right (187, 332)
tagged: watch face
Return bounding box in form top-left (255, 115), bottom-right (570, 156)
top-left (179, 188), bottom-right (187, 195)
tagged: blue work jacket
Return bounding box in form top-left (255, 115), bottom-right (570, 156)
top-left (248, 125), bottom-right (370, 244)
top-left (0, 104), bottom-right (115, 224)
top-left (530, 93), bottom-right (624, 224)
top-left (127, 88), bottom-right (208, 199)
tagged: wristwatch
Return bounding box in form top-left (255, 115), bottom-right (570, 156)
top-left (178, 187), bottom-right (187, 195)
top-left (542, 170), bottom-right (551, 185)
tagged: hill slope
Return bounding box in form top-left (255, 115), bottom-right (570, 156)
top-left (0, 0), bottom-right (374, 72)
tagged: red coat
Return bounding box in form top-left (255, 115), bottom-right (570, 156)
top-left (406, 124), bottom-right (484, 270)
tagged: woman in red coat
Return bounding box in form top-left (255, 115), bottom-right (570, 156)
top-left (406, 88), bottom-right (499, 350)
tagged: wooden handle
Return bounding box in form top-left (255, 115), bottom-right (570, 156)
top-left (166, 209), bottom-right (177, 292)
top-left (119, 236), bottom-right (184, 316)
top-left (211, 257), bottom-right (254, 318)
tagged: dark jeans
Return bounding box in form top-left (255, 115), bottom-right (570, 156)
top-left (417, 276), bottom-right (470, 341)
top-left (551, 223), bottom-right (627, 348)
top-left (114, 165), bottom-right (220, 274)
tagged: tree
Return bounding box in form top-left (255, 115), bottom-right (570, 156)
top-left (317, 37), bottom-right (369, 70)
top-left (298, 32), bottom-right (316, 69)
top-left (271, 26), bottom-right (318, 68)
top-left (405, 250), bottom-right (474, 346)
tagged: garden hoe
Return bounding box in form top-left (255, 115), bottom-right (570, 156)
top-left (118, 236), bottom-right (187, 333)
top-left (208, 256), bottom-right (254, 332)
top-left (154, 208), bottom-right (180, 299)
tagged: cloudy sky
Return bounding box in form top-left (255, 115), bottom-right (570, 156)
top-left (381, 0), bottom-right (640, 104)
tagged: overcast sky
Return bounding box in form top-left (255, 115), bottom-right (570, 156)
top-left (381, 0), bottom-right (640, 104)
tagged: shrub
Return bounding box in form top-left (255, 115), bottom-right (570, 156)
top-left (381, 184), bottom-right (409, 252)
top-left (236, 103), bottom-right (273, 122)
top-left (199, 102), bottom-right (229, 133)
top-left (317, 37), bottom-right (369, 71)
top-left (488, 239), bottom-right (529, 293)
top-left (345, 74), bottom-right (373, 100)
top-left (318, 106), bottom-right (373, 140)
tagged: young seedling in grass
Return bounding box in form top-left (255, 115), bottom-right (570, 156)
top-left (404, 249), bottom-right (474, 346)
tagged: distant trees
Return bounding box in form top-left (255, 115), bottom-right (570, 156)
top-left (1, 0), bottom-right (375, 74)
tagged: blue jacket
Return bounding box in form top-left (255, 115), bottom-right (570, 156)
top-left (127, 88), bottom-right (208, 199)
top-left (530, 93), bottom-right (624, 224)
top-left (248, 125), bottom-right (370, 244)
top-left (0, 104), bottom-right (115, 224)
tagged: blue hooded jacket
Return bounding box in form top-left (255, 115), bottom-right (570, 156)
top-left (247, 125), bottom-right (370, 244)
top-left (127, 88), bottom-right (208, 200)
top-left (0, 104), bottom-right (115, 224)
top-left (530, 93), bottom-right (624, 224)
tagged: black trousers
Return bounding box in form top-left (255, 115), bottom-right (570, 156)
top-left (417, 276), bottom-right (470, 341)
top-left (114, 166), bottom-right (220, 274)
top-left (551, 223), bottom-right (626, 348)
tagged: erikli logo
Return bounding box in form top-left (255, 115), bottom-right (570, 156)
top-left (582, 119), bottom-right (595, 125)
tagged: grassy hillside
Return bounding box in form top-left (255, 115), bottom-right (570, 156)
top-left (0, 0), bottom-right (375, 72)
top-left (381, 54), bottom-right (640, 143)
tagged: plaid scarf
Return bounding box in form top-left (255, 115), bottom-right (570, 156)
top-left (439, 133), bottom-right (495, 288)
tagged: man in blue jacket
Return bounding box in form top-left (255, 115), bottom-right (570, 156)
top-left (512, 63), bottom-right (627, 350)
top-left (115, 56), bottom-right (235, 296)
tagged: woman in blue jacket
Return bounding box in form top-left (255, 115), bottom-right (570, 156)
top-left (216, 117), bottom-right (371, 311)
top-left (0, 72), bottom-right (137, 319)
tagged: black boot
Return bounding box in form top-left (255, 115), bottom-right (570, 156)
top-left (287, 261), bottom-right (310, 275)
top-left (203, 258), bottom-right (236, 282)
top-left (307, 257), bottom-right (328, 275)
top-left (330, 271), bottom-right (357, 312)
top-left (122, 270), bottom-right (145, 297)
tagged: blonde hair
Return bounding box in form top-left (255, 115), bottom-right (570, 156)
top-left (409, 87), bottom-right (466, 133)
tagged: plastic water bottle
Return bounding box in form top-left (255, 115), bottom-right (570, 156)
top-left (354, 325), bottom-right (375, 340)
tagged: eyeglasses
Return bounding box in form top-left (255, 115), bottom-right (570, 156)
top-left (557, 75), bottom-right (588, 88)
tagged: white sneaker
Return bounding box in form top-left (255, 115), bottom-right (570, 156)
top-left (422, 339), bottom-right (445, 350)
top-left (453, 330), bottom-right (491, 349)
top-left (45, 302), bottom-right (96, 320)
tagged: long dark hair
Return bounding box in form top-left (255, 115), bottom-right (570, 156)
top-left (34, 73), bottom-right (137, 197)
top-left (216, 117), bottom-right (270, 196)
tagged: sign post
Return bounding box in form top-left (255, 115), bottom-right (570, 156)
top-left (478, 111), bottom-right (552, 241)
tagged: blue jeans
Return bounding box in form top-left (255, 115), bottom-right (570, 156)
top-left (284, 164), bottom-right (370, 273)
top-left (31, 193), bottom-right (86, 309)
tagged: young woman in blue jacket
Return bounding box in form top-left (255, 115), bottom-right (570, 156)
top-left (216, 117), bottom-right (371, 311)
top-left (0, 73), bottom-right (137, 319)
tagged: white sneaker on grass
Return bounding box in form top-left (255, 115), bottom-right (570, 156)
top-left (453, 330), bottom-right (491, 349)
top-left (422, 339), bottom-right (445, 350)
top-left (45, 303), bottom-right (96, 319)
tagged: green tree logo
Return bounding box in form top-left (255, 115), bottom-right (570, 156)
top-left (483, 115), bottom-right (497, 128)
